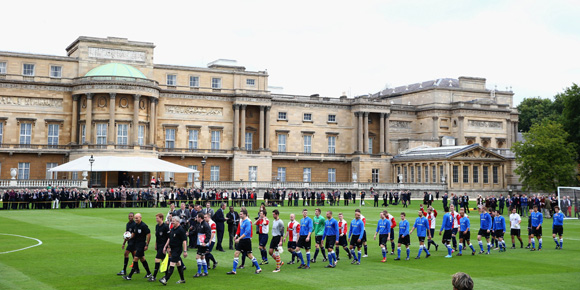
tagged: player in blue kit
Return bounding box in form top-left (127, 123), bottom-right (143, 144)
top-left (477, 207), bottom-right (493, 254)
top-left (373, 210), bottom-right (391, 263)
top-left (348, 211), bottom-right (365, 265)
top-left (552, 206), bottom-right (564, 249)
top-left (226, 208), bottom-right (262, 275)
top-left (321, 211), bottom-right (339, 268)
top-left (493, 210), bottom-right (507, 252)
top-left (409, 210), bottom-right (431, 259)
top-left (296, 209), bottom-right (314, 269)
top-left (394, 212), bottom-right (411, 261)
top-left (530, 205), bottom-right (543, 251)
top-left (439, 208), bottom-right (454, 258)
top-left (457, 208), bottom-right (475, 256)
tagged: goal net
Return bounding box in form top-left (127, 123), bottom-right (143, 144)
top-left (557, 187), bottom-right (580, 219)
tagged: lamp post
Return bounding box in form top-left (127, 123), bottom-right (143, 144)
top-left (201, 157), bottom-right (207, 189)
top-left (88, 155), bottom-right (95, 188)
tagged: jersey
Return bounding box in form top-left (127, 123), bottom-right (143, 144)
top-left (240, 218), bottom-right (253, 239)
top-left (313, 215), bottom-right (326, 236)
top-left (348, 218), bottom-right (365, 238)
top-left (133, 221), bottom-right (151, 245)
top-left (155, 222), bottom-right (171, 248)
top-left (299, 216), bottom-right (313, 236)
top-left (509, 213), bottom-right (521, 229)
top-left (338, 219), bottom-right (348, 236)
top-left (426, 210), bottom-right (437, 229)
top-left (169, 224), bottom-right (187, 249)
top-left (460, 216), bottom-right (470, 232)
top-left (208, 220), bottom-right (217, 242)
top-left (493, 216), bottom-right (506, 232)
top-left (413, 217), bottom-right (429, 237)
top-left (440, 213), bottom-right (453, 231)
top-left (272, 219), bottom-right (284, 237)
top-left (387, 214), bottom-right (397, 229)
top-left (376, 218), bottom-right (391, 235)
top-left (531, 211), bottom-right (543, 228)
top-left (126, 220), bottom-right (137, 244)
top-left (553, 212), bottom-right (564, 227)
top-left (361, 215), bottom-right (367, 226)
top-left (256, 217), bottom-right (270, 234)
top-left (480, 212), bottom-right (493, 230)
top-left (287, 220), bottom-right (300, 241)
top-left (322, 218), bottom-right (339, 240)
top-left (399, 220), bottom-right (410, 236)
top-left (451, 211), bottom-right (460, 228)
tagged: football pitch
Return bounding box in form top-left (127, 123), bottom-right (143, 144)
top-left (1, 201), bottom-right (579, 290)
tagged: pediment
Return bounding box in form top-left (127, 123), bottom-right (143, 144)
top-left (448, 146), bottom-right (505, 161)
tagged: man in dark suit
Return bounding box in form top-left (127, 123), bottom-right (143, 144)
top-left (213, 202), bottom-right (226, 251)
top-left (226, 206), bottom-right (239, 250)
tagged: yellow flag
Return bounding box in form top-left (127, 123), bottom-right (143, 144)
top-left (160, 254), bottom-right (169, 273)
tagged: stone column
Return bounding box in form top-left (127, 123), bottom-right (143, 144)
top-left (458, 116), bottom-right (464, 145)
top-left (108, 93), bottom-right (116, 144)
top-left (71, 95), bottom-right (79, 144)
top-left (85, 93), bottom-right (93, 144)
top-left (506, 118), bottom-right (512, 148)
top-left (432, 116), bottom-right (438, 140)
top-left (149, 98), bottom-right (157, 146)
top-left (259, 105), bottom-right (265, 150)
top-left (513, 121), bottom-right (518, 144)
top-left (480, 162), bottom-right (484, 189)
top-left (233, 104), bottom-right (239, 149)
top-left (133, 94), bottom-right (140, 145)
top-left (385, 113), bottom-right (390, 154)
top-left (240, 105), bottom-right (246, 149)
top-left (356, 112), bottom-right (363, 153)
top-left (363, 112), bottom-right (369, 153)
top-left (379, 113), bottom-right (385, 154)
top-left (265, 106), bottom-right (271, 149)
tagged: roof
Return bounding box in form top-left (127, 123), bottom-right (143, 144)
top-left (49, 156), bottom-right (198, 173)
top-left (85, 63), bottom-right (146, 78)
top-left (392, 144), bottom-right (506, 162)
top-left (372, 78), bottom-right (460, 98)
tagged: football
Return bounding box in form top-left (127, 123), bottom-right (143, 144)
top-left (123, 231), bottom-right (132, 239)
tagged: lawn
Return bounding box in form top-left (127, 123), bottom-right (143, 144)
top-left (1, 200), bottom-right (579, 290)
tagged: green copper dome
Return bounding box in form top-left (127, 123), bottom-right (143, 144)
top-left (85, 63), bottom-right (146, 78)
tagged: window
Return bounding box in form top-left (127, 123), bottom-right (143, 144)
top-left (81, 124), bottom-right (86, 144)
top-left (189, 76), bottom-right (199, 87)
top-left (303, 113), bottom-right (312, 122)
top-left (303, 168), bottom-right (311, 182)
top-left (23, 64), bottom-right (35, 76)
top-left (47, 124), bottom-right (59, 147)
top-left (328, 114), bottom-right (336, 123)
top-left (368, 138), bottom-right (373, 153)
top-left (90, 172), bottom-right (102, 186)
top-left (328, 168), bottom-right (336, 182)
top-left (165, 128), bottom-right (175, 148)
top-left (372, 168), bottom-right (380, 183)
top-left (211, 78), bottom-right (221, 89)
top-left (440, 165), bottom-right (444, 183)
top-left (277, 167), bottom-right (286, 182)
top-left (72, 171), bottom-right (78, 180)
top-left (278, 134), bottom-right (286, 152)
top-left (432, 166), bottom-right (436, 183)
top-left (493, 166), bottom-right (499, 184)
top-left (278, 112), bottom-right (287, 120)
top-left (96, 124), bottom-right (107, 145)
top-left (245, 132), bottom-right (253, 150)
top-left (249, 166), bottom-right (257, 181)
top-left (117, 124), bottom-right (128, 145)
top-left (20, 123), bottom-right (32, 145)
top-left (187, 165), bottom-right (198, 183)
top-left (417, 166), bottom-right (421, 183)
top-left (0, 122), bottom-right (3, 145)
top-left (303, 135), bottom-right (312, 153)
top-left (0, 62), bottom-right (6, 74)
top-left (50, 65), bottom-right (62, 78)
top-left (404, 166), bottom-right (408, 183)
top-left (138, 125), bottom-right (145, 146)
top-left (328, 136), bottom-right (336, 154)
top-left (473, 166), bottom-right (479, 183)
top-left (188, 130), bottom-right (198, 149)
top-left (483, 166), bottom-right (489, 183)
top-left (46, 163), bottom-right (58, 179)
top-left (246, 79), bottom-right (255, 86)
top-left (463, 166), bottom-right (469, 183)
top-left (411, 166), bottom-right (415, 183)
top-left (18, 162), bottom-right (30, 179)
top-left (453, 165), bottom-right (459, 183)
top-left (210, 166), bottom-right (220, 181)
top-left (211, 131), bottom-right (221, 150)
top-left (424, 166), bottom-right (428, 183)
top-left (166, 74), bottom-right (177, 86)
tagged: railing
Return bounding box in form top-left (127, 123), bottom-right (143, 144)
top-left (0, 180), bottom-right (10, 187)
top-left (0, 143), bottom-right (71, 150)
top-left (0, 73), bottom-right (75, 84)
top-left (203, 181), bottom-right (447, 191)
top-left (0, 179), bottom-right (85, 188)
top-left (115, 145), bottom-right (135, 150)
top-left (272, 152), bottom-right (348, 158)
top-left (489, 148), bottom-right (515, 158)
top-left (158, 148), bottom-right (231, 154)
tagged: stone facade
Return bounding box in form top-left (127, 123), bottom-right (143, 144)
top-left (0, 36), bottom-right (519, 191)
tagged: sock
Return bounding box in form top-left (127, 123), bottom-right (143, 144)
top-left (382, 248), bottom-right (387, 258)
top-left (512, 243), bottom-right (515, 248)
top-left (418, 246), bottom-right (423, 257)
top-left (133, 260), bottom-right (140, 272)
top-left (424, 245), bottom-right (430, 255)
top-left (141, 260), bottom-right (151, 275)
top-left (123, 257), bottom-right (129, 273)
top-left (502, 241), bottom-right (506, 249)
top-left (314, 248), bottom-right (319, 260)
top-left (291, 251), bottom-right (296, 262)
top-left (177, 264), bottom-right (185, 280)
top-left (128, 267), bottom-right (135, 278)
top-left (165, 266), bottom-right (174, 280)
top-left (487, 243), bottom-right (491, 253)
top-left (358, 250), bottom-right (362, 262)
top-left (241, 253), bottom-right (247, 266)
top-left (322, 247), bottom-right (327, 259)
top-left (275, 252), bottom-right (281, 268)
top-left (391, 241), bottom-right (395, 252)
top-left (452, 236), bottom-right (457, 249)
top-left (306, 252), bottom-right (311, 266)
top-left (297, 251), bottom-right (304, 264)
top-left (469, 244), bottom-right (475, 252)
top-left (447, 244), bottom-right (452, 256)
top-left (197, 258), bottom-right (202, 274)
top-left (251, 257), bottom-right (261, 270)
top-left (539, 238), bottom-right (542, 249)
top-left (397, 247), bottom-right (401, 258)
top-left (202, 259), bottom-right (208, 273)
top-left (335, 247), bottom-right (340, 258)
top-left (560, 238), bottom-right (563, 248)
top-left (479, 241), bottom-right (483, 251)
top-left (328, 252), bottom-right (333, 265)
top-left (531, 240), bottom-right (535, 249)
top-left (153, 262), bottom-right (160, 278)
top-left (232, 257), bottom-right (239, 272)
top-left (350, 249), bottom-right (356, 260)
top-left (364, 245), bottom-right (368, 255)
top-left (406, 248), bottom-right (410, 259)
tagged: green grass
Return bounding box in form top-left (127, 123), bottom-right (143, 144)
top-left (1, 201), bottom-right (579, 290)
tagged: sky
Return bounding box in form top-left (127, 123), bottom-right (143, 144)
top-left (2, 0), bottom-right (579, 106)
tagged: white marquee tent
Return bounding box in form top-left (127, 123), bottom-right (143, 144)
top-left (49, 156), bottom-right (198, 173)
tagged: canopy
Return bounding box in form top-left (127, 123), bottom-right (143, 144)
top-left (49, 156), bottom-right (198, 173)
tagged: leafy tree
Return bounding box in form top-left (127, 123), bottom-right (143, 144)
top-left (516, 97), bottom-right (557, 132)
top-left (558, 83), bottom-right (580, 159)
top-left (513, 120), bottom-right (577, 192)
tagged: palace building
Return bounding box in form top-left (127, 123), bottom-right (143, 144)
top-left (0, 36), bottom-right (520, 194)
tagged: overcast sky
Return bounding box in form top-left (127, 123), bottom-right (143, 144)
top-left (3, 0), bottom-right (579, 105)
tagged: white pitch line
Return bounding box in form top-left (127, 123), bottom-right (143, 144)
top-left (0, 233), bottom-right (43, 254)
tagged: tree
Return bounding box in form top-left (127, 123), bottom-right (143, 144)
top-left (513, 120), bottom-right (577, 192)
top-left (558, 83), bottom-right (580, 159)
top-left (516, 97), bottom-right (558, 132)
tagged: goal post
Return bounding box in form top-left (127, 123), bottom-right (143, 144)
top-left (557, 187), bottom-right (580, 219)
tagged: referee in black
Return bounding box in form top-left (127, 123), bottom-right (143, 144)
top-left (160, 216), bottom-right (188, 285)
top-left (118, 212), bottom-right (139, 276)
top-left (149, 213), bottom-right (170, 282)
top-left (123, 213), bottom-right (152, 280)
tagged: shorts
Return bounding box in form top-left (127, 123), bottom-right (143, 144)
top-left (532, 226), bottom-right (542, 237)
top-left (362, 231), bottom-right (367, 242)
top-left (418, 236), bottom-right (426, 243)
top-left (325, 236), bottom-right (336, 249)
top-left (527, 227), bottom-right (532, 236)
top-left (494, 230), bottom-right (504, 239)
top-left (478, 229), bottom-right (491, 238)
top-left (398, 235), bottom-right (410, 246)
top-left (350, 235), bottom-right (362, 247)
top-left (297, 235), bottom-right (311, 250)
top-left (442, 230), bottom-right (452, 243)
top-left (429, 229), bottom-right (435, 239)
top-left (135, 243), bottom-right (146, 257)
top-left (379, 234), bottom-right (389, 246)
top-left (197, 246), bottom-right (208, 256)
top-left (259, 234), bottom-right (269, 247)
top-left (287, 241), bottom-right (297, 250)
top-left (452, 228), bottom-right (458, 236)
top-left (156, 248), bottom-right (166, 260)
top-left (170, 247), bottom-right (182, 262)
top-left (315, 235), bottom-right (323, 245)
top-left (270, 236), bottom-right (282, 250)
top-left (390, 228), bottom-right (395, 240)
top-left (238, 238), bottom-right (253, 253)
top-left (552, 225), bottom-right (563, 236)
top-left (459, 231), bottom-right (471, 241)
top-left (208, 241), bottom-right (215, 252)
top-left (126, 242), bottom-right (136, 252)
top-left (510, 229), bottom-right (521, 236)
top-left (338, 236), bottom-right (348, 247)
